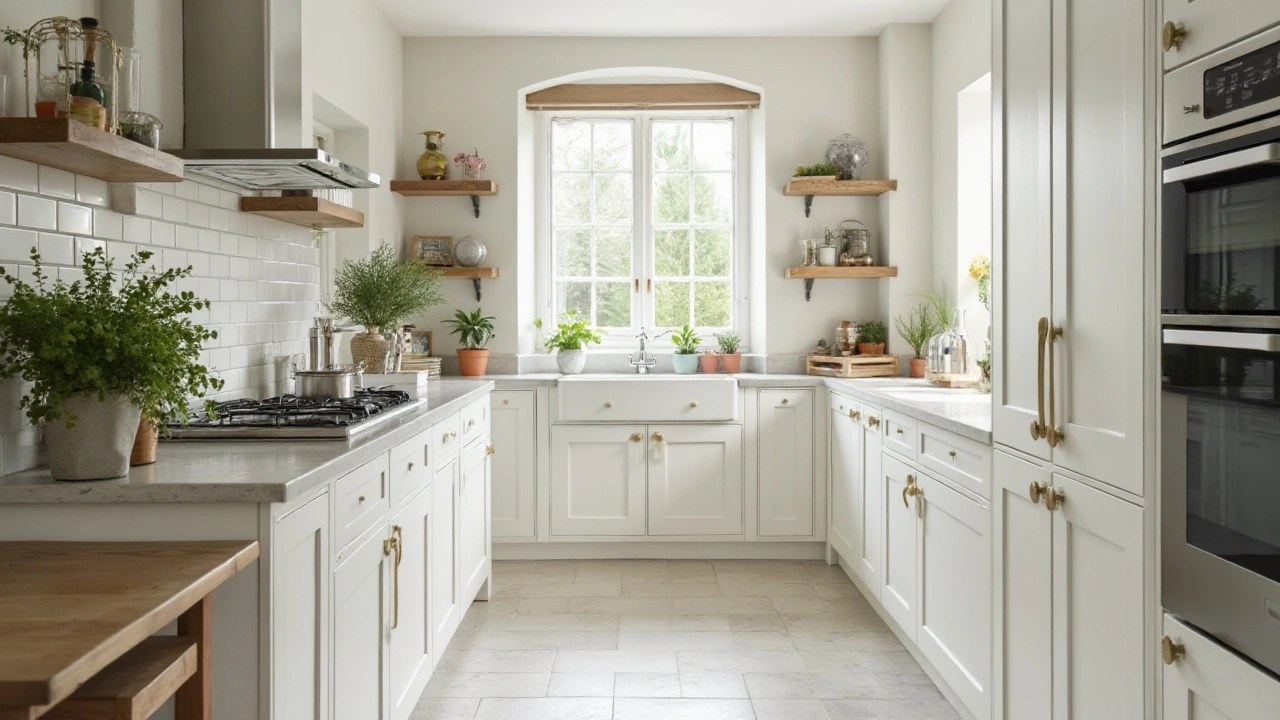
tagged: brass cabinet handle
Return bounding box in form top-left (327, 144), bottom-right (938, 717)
top-left (1028, 481), bottom-right (1046, 504)
top-left (895, 428), bottom-right (904, 435)
top-left (408, 461), bottom-right (414, 470)
top-left (947, 450), bottom-right (957, 459)
top-left (486, 445), bottom-right (495, 456)
top-left (690, 401), bottom-right (698, 408)
top-left (358, 495), bottom-right (366, 503)
top-left (646, 278), bottom-right (652, 292)
top-left (915, 485), bottom-right (925, 518)
top-left (1161, 636), bottom-right (1185, 665)
top-left (868, 416), bottom-right (879, 427)
top-left (781, 398), bottom-right (789, 405)
top-left (1031, 317), bottom-right (1049, 441)
top-left (383, 525), bottom-right (403, 629)
top-left (850, 410), bottom-right (861, 421)
top-left (450, 431), bottom-right (458, 439)
top-left (902, 474), bottom-right (917, 509)
top-left (1046, 325), bottom-right (1064, 448)
top-left (652, 431), bottom-right (664, 442)
top-left (605, 401), bottom-right (614, 408)
top-left (1162, 21), bottom-right (1186, 53)
top-left (630, 432), bottom-right (643, 442)
top-left (634, 278), bottom-right (640, 292)
top-left (1044, 486), bottom-right (1065, 512)
top-left (467, 419), bottom-right (476, 429)
top-left (502, 398), bottom-right (510, 405)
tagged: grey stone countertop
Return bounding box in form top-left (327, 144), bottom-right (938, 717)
top-left (0, 379), bottom-right (494, 505)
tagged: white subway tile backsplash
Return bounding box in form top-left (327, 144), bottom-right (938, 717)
top-left (136, 189), bottom-right (163, 219)
top-left (37, 166), bottom-right (76, 199)
top-left (174, 225), bottom-right (199, 250)
top-left (0, 191), bottom-right (13, 225)
top-left (151, 221), bottom-right (176, 248)
top-left (17, 195), bottom-right (57, 230)
top-left (38, 233), bottom-right (74, 266)
top-left (176, 181), bottom-right (201, 202)
top-left (186, 202), bottom-right (209, 228)
top-left (0, 227), bottom-right (39, 262)
top-left (0, 157), bottom-right (38, 193)
top-left (122, 215), bottom-right (150, 244)
top-left (208, 208), bottom-right (230, 232)
top-left (76, 176), bottom-right (110, 207)
top-left (93, 208), bottom-right (124, 240)
top-left (161, 195), bottom-right (187, 224)
top-left (198, 229), bottom-right (220, 254)
top-left (57, 203), bottom-right (92, 235)
top-left (198, 183), bottom-right (221, 206)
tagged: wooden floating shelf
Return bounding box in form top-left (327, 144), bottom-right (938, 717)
top-left (440, 267), bottom-right (499, 279)
top-left (783, 178), bottom-right (898, 217)
top-left (239, 197), bottom-right (364, 229)
top-left (0, 118), bottom-right (184, 183)
top-left (784, 266), bottom-right (898, 279)
top-left (391, 180), bottom-right (498, 218)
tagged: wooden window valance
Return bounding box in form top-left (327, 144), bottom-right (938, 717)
top-left (526, 83), bottom-right (760, 111)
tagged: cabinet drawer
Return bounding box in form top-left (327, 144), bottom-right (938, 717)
top-left (335, 454), bottom-right (390, 551)
top-left (389, 429), bottom-right (431, 505)
top-left (881, 407), bottom-right (918, 459)
top-left (556, 377), bottom-right (738, 422)
top-left (460, 397), bottom-right (489, 447)
top-left (917, 423), bottom-right (992, 499)
top-left (432, 414), bottom-right (460, 469)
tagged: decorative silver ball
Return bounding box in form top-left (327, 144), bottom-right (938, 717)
top-left (453, 235), bottom-right (487, 267)
top-left (825, 134), bottom-right (870, 180)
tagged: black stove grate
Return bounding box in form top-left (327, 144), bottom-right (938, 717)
top-left (175, 389), bottom-right (413, 429)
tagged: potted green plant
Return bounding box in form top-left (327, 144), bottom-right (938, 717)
top-left (895, 303), bottom-right (942, 378)
top-left (540, 312), bottom-right (602, 375)
top-left (326, 242), bottom-right (444, 373)
top-left (0, 248), bottom-right (222, 480)
top-left (715, 330), bottom-right (742, 373)
top-left (699, 349), bottom-right (721, 374)
top-left (856, 320), bottom-right (888, 356)
top-left (670, 324), bottom-right (700, 374)
top-left (444, 307), bottom-right (496, 376)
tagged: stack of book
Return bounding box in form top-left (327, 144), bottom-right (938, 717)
top-left (400, 354), bottom-right (442, 379)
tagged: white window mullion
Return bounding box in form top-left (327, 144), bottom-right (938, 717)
top-left (637, 113), bottom-right (652, 332)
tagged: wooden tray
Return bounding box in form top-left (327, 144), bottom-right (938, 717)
top-left (806, 354), bottom-right (899, 378)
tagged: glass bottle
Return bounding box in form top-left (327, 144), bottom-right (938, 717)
top-left (69, 17), bottom-right (106, 130)
top-left (417, 130), bottom-right (448, 180)
top-left (938, 308), bottom-right (970, 375)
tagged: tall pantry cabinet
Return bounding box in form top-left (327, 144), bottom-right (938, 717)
top-left (993, 0), bottom-right (1155, 717)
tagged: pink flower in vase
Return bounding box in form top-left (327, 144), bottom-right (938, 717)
top-left (454, 149), bottom-right (487, 180)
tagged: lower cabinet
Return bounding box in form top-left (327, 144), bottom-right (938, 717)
top-left (880, 453), bottom-right (919, 638)
top-left (756, 389), bottom-right (814, 537)
top-left (333, 524), bottom-right (389, 720)
top-left (648, 424), bottom-right (743, 536)
top-left (828, 400), bottom-right (861, 560)
top-left (458, 439), bottom-right (492, 604)
top-left (272, 491), bottom-right (331, 720)
top-left (431, 454), bottom-right (460, 657)
top-left (550, 424), bottom-right (647, 536)
top-left (388, 486), bottom-right (432, 720)
top-left (491, 391), bottom-right (537, 540)
top-left (1162, 614), bottom-right (1280, 720)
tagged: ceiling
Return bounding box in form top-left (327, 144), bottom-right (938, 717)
top-left (373, 0), bottom-right (953, 37)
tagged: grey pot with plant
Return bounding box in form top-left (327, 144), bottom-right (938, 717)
top-left (326, 242), bottom-right (444, 373)
top-left (856, 320), bottom-right (888, 356)
top-left (539, 312), bottom-right (602, 375)
top-left (0, 248), bottom-right (223, 480)
top-left (895, 303), bottom-right (943, 378)
top-left (671, 324), bottom-right (701, 374)
top-left (715, 330), bottom-right (742, 373)
top-left (444, 308), bottom-right (496, 376)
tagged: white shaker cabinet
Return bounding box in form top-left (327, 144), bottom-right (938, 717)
top-left (271, 492), bottom-right (330, 720)
top-left (431, 455), bottom-right (460, 657)
top-left (880, 453), bottom-right (919, 639)
top-left (388, 486), bottom-right (432, 720)
top-left (491, 391), bottom-right (537, 540)
top-left (755, 389), bottom-right (814, 537)
top-left (648, 424), bottom-right (743, 536)
top-left (551, 425), bottom-right (647, 536)
top-left (1162, 614), bottom-right (1280, 720)
top-left (827, 398), bottom-right (861, 562)
top-left (458, 439), bottom-right (492, 604)
top-left (333, 524), bottom-right (389, 720)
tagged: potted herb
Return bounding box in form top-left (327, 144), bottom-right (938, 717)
top-left (541, 312), bottom-right (602, 375)
top-left (715, 330), bottom-right (742, 373)
top-left (670, 324), bottom-right (700, 374)
top-left (856, 320), bottom-right (888, 356)
top-left (895, 303), bottom-right (942, 378)
top-left (327, 242), bottom-right (443, 373)
top-left (0, 248), bottom-right (222, 480)
top-left (444, 307), bottom-right (495, 376)
top-left (699, 349), bottom-right (721, 374)
top-left (792, 162), bottom-right (840, 180)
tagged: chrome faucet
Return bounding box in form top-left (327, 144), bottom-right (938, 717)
top-left (629, 326), bottom-right (671, 374)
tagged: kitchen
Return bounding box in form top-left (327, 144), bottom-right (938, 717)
top-left (0, 1), bottom-right (1275, 720)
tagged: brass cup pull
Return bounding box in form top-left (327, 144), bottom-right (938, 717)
top-left (652, 431), bottom-right (664, 442)
top-left (630, 433), bottom-right (643, 442)
top-left (1161, 636), bottom-right (1185, 665)
top-left (1162, 21), bottom-right (1186, 52)
top-left (1028, 481), bottom-right (1046, 504)
top-left (1044, 486), bottom-right (1065, 512)
top-left (604, 401), bottom-right (614, 408)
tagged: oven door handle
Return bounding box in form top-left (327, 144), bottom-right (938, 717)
top-left (1163, 143), bottom-right (1280, 184)
top-left (1163, 328), bottom-right (1280, 352)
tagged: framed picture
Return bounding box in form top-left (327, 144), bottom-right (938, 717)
top-left (408, 329), bottom-right (433, 356)
top-left (413, 235), bottom-right (453, 266)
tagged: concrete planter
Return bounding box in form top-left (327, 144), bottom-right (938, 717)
top-left (44, 392), bottom-right (142, 481)
top-left (556, 349), bottom-right (587, 375)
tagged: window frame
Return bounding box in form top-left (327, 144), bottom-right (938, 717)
top-left (535, 108), bottom-right (750, 351)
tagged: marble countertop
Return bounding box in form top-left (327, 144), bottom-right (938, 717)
top-left (0, 380), bottom-right (493, 505)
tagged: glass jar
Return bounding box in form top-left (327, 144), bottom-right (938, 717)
top-left (119, 111), bottom-right (161, 149)
top-left (417, 130), bottom-right (448, 180)
top-left (927, 308), bottom-right (971, 376)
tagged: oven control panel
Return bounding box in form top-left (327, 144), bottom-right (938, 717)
top-left (1165, 23), bottom-right (1280, 145)
top-left (1204, 39), bottom-right (1280, 119)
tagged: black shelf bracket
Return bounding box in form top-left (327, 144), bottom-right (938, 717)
top-left (804, 278), bottom-right (815, 302)
top-left (804, 194), bottom-right (814, 217)
top-left (470, 195), bottom-right (481, 218)
top-left (471, 278), bottom-right (483, 301)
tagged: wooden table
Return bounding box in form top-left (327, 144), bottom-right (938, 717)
top-left (0, 541), bottom-right (260, 720)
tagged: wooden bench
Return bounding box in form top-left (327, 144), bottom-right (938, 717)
top-left (42, 637), bottom-right (196, 720)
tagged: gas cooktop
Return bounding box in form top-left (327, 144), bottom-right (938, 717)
top-left (166, 389), bottom-right (423, 439)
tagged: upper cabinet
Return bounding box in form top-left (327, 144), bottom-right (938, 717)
top-left (995, 0), bottom-right (1151, 496)
top-left (1159, 0), bottom-right (1280, 70)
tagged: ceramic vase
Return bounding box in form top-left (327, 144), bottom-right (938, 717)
top-left (44, 392), bottom-right (143, 480)
top-left (556, 349), bottom-right (586, 375)
top-left (417, 130), bottom-right (447, 180)
top-left (672, 354), bottom-right (699, 374)
top-left (350, 327), bottom-right (389, 373)
top-left (457, 348), bottom-right (490, 376)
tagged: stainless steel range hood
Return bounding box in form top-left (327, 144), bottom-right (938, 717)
top-left (175, 0), bottom-right (379, 191)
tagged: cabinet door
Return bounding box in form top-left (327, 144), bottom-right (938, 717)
top-left (916, 473), bottom-right (991, 720)
top-left (333, 525), bottom-right (389, 720)
top-left (648, 424), bottom-right (744, 536)
top-left (879, 453), bottom-right (918, 638)
top-left (993, 450), bottom-right (1053, 720)
top-left (1051, 474), bottom-right (1144, 720)
top-left (491, 391), bottom-right (536, 540)
top-left (431, 456), bottom-right (459, 658)
top-left (857, 406), bottom-right (884, 594)
top-left (993, 0), bottom-right (1054, 461)
top-left (458, 439), bottom-right (491, 605)
top-left (389, 487), bottom-right (431, 720)
top-left (827, 402), bottom-right (860, 561)
top-left (757, 389), bottom-right (814, 537)
top-left (1160, 0), bottom-right (1280, 70)
top-left (550, 424), bottom-right (647, 536)
top-left (1049, 0), bottom-right (1147, 496)
top-left (1162, 614), bottom-right (1280, 720)
top-left (272, 492), bottom-right (330, 720)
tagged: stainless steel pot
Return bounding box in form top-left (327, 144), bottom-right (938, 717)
top-left (293, 367), bottom-right (362, 399)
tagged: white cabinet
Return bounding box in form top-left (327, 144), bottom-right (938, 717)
top-left (857, 406), bottom-right (883, 591)
top-left (880, 453), bottom-right (918, 638)
top-left (1160, 0), bottom-right (1280, 70)
top-left (550, 424), bottom-right (647, 536)
top-left (272, 492), bottom-right (330, 720)
top-left (388, 486), bottom-right (432, 720)
top-left (458, 439), bottom-right (492, 604)
top-left (1162, 614), bottom-right (1280, 720)
top-left (333, 524), bottom-right (389, 720)
top-left (992, 450), bottom-right (1144, 720)
top-left (491, 391), bottom-right (536, 540)
top-left (827, 399), bottom-right (861, 562)
top-left (648, 424), bottom-right (743, 536)
top-left (431, 455), bottom-right (460, 657)
top-left (756, 389), bottom-right (814, 537)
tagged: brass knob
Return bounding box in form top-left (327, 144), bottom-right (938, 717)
top-left (503, 399), bottom-right (509, 405)
top-left (1161, 636), bottom-right (1185, 665)
top-left (895, 428), bottom-right (904, 435)
top-left (450, 431), bottom-right (457, 439)
top-left (1162, 21), bottom-right (1186, 52)
top-left (358, 495), bottom-right (366, 503)
top-left (1044, 486), bottom-right (1065, 512)
top-left (486, 445), bottom-right (495, 456)
top-left (442, 434), bottom-right (450, 443)
top-left (630, 432), bottom-right (643, 442)
top-left (849, 409), bottom-right (860, 421)
top-left (948, 450), bottom-right (957, 459)
top-left (408, 461), bottom-right (414, 470)
top-left (690, 401), bottom-right (698, 408)
top-left (467, 419), bottom-right (475, 428)
top-left (604, 401), bottom-right (614, 408)
top-left (652, 431), bottom-right (664, 442)
top-left (1029, 481), bottom-right (1046, 504)
top-left (781, 398), bottom-right (789, 405)
top-left (868, 417), bottom-right (880, 427)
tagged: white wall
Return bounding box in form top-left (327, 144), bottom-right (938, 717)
top-left (401, 37), bottom-right (884, 358)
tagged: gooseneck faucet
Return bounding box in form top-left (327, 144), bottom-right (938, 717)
top-left (629, 326), bottom-right (671, 374)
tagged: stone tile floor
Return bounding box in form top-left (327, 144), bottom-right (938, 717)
top-left (410, 559), bottom-right (960, 720)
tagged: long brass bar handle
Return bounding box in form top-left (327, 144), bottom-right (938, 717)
top-left (1046, 325), bottom-right (1065, 447)
top-left (383, 525), bottom-right (403, 629)
top-left (1030, 317), bottom-right (1049, 441)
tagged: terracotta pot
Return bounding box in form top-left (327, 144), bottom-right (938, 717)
top-left (909, 358), bottom-right (927, 378)
top-left (130, 419), bottom-right (158, 466)
top-left (699, 354), bottom-right (721, 373)
top-left (720, 353), bottom-right (742, 374)
top-left (856, 342), bottom-right (886, 356)
top-left (457, 348), bottom-right (490, 376)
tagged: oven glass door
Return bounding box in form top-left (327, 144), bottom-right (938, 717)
top-left (1163, 339), bottom-right (1280, 583)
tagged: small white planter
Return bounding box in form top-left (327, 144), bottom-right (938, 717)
top-left (672, 354), bottom-right (699, 374)
top-left (556, 348), bottom-right (587, 375)
top-left (43, 392), bottom-right (142, 481)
